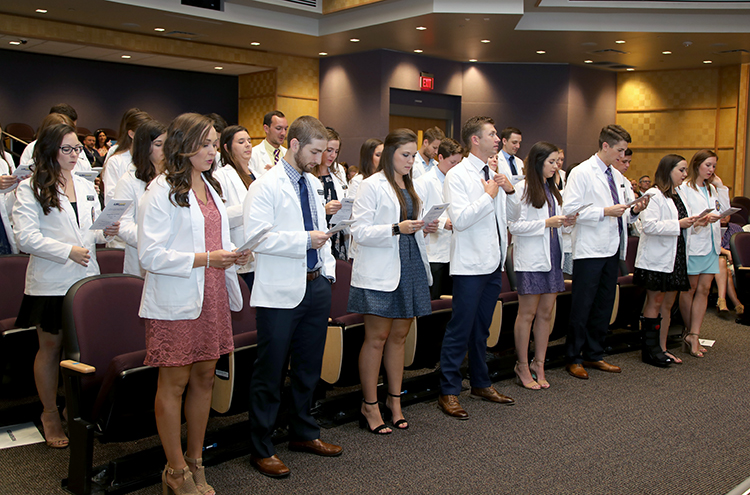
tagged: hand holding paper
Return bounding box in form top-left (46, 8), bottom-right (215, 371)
top-left (420, 203), bottom-right (449, 225)
top-left (90, 200), bottom-right (132, 230)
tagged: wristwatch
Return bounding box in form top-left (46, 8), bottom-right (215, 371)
top-left (392, 223), bottom-right (400, 236)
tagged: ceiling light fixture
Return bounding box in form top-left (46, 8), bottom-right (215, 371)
top-left (414, 49), bottom-right (423, 53)
top-left (250, 41), bottom-right (260, 46)
top-left (35, 9), bottom-right (47, 13)
top-left (626, 68), bottom-right (635, 71)
top-left (536, 50), bottom-right (546, 54)
top-left (481, 39), bottom-right (490, 44)
top-left (350, 38), bottom-right (360, 42)
top-left (214, 66), bottom-right (223, 70)
top-left (319, 52), bottom-right (328, 56)
top-left (121, 55), bottom-right (131, 59)
top-left (416, 26), bottom-right (426, 31)
top-left (662, 51), bottom-right (672, 55)
top-left (704, 60), bottom-right (712, 64)
top-left (469, 59), bottom-right (477, 62)
top-left (584, 59), bottom-right (593, 64)
top-left (9, 41), bottom-right (22, 45)
top-left (154, 27), bottom-right (165, 32)
top-left (615, 40), bottom-right (625, 44)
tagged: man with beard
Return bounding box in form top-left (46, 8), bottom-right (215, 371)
top-left (243, 115), bottom-right (341, 478)
top-left (412, 126), bottom-right (445, 179)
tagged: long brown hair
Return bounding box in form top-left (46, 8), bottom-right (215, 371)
top-left (324, 127), bottom-right (346, 183)
top-left (378, 129), bottom-right (421, 221)
top-left (220, 125), bottom-right (254, 189)
top-left (686, 149), bottom-right (718, 196)
top-left (113, 110), bottom-right (151, 156)
top-left (653, 154), bottom-right (686, 200)
top-left (522, 141), bottom-right (562, 209)
top-left (163, 113), bottom-right (222, 207)
top-left (359, 138), bottom-right (383, 179)
top-left (132, 120), bottom-right (167, 184)
top-left (31, 124), bottom-right (76, 215)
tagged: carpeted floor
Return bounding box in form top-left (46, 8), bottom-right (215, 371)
top-left (2, 309), bottom-right (749, 495)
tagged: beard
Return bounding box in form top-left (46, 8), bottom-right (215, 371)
top-left (294, 149), bottom-right (318, 174)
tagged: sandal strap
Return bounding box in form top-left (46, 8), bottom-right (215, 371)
top-left (362, 398), bottom-right (379, 405)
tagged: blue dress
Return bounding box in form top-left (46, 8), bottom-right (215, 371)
top-left (515, 184), bottom-right (566, 295)
top-left (687, 186), bottom-right (719, 275)
top-left (347, 189), bottom-right (431, 318)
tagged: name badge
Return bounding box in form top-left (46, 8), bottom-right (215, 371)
top-left (317, 189), bottom-right (324, 195)
top-left (87, 195), bottom-right (95, 202)
top-left (342, 185), bottom-right (348, 190)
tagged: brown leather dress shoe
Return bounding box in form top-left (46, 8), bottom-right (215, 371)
top-left (470, 387), bottom-right (515, 405)
top-left (566, 363), bottom-right (589, 379)
top-left (250, 454), bottom-right (290, 478)
top-left (288, 439), bottom-right (343, 457)
top-left (582, 360), bottom-right (621, 373)
top-left (438, 394), bottom-right (469, 419)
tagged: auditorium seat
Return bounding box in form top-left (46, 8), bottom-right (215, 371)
top-left (95, 247), bottom-right (125, 274)
top-left (730, 203), bottom-right (749, 225)
top-left (732, 196), bottom-right (750, 213)
top-left (0, 254), bottom-right (37, 395)
top-left (406, 297), bottom-right (452, 370)
top-left (730, 212), bottom-right (747, 227)
top-left (487, 254), bottom-right (517, 351)
top-left (5, 122), bottom-right (34, 143)
top-left (60, 274), bottom-right (157, 495)
top-left (730, 232), bottom-right (750, 325)
top-left (611, 237), bottom-right (645, 331)
top-left (76, 127), bottom-right (92, 141)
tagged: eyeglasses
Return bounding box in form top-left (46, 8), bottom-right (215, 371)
top-left (59, 145), bottom-right (84, 155)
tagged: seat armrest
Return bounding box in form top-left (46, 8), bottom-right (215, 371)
top-left (61, 359), bottom-right (96, 374)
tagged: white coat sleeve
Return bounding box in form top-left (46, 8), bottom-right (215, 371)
top-left (12, 182), bottom-right (72, 264)
top-left (640, 196), bottom-right (680, 236)
top-left (508, 184), bottom-right (545, 236)
top-left (350, 179), bottom-right (393, 248)
top-left (444, 172), bottom-right (494, 232)
top-left (112, 177), bottom-right (138, 248)
top-left (243, 180), bottom-right (307, 258)
top-left (562, 170), bottom-right (602, 226)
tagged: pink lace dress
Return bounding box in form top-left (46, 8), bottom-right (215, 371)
top-left (144, 187), bottom-right (234, 367)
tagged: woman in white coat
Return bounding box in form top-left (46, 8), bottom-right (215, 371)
top-left (634, 155), bottom-right (697, 367)
top-left (138, 113), bottom-right (249, 495)
top-left (315, 127), bottom-right (349, 259)
top-left (102, 110), bottom-right (151, 203)
top-left (509, 142), bottom-right (575, 390)
top-left (112, 120), bottom-right (166, 277)
top-left (677, 149), bottom-right (730, 357)
top-left (214, 125), bottom-right (256, 287)
top-left (348, 129), bottom-right (436, 434)
top-left (12, 123), bottom-right (119, 448)
top-left (0, 122), bottom-right (19, 254)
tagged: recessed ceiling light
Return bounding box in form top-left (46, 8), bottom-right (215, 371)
top-left (121, 55), bottom-right (131, 59)
top-left (704, 60), bottom-right (712, 64)
top-left (9, 41), bottom-right (22, 45)
top-left (469, 59), bottom-right (477, 62)
top-left (318, 52), bottom-right (328, 56)
top-left (35, 9), bottom-right (47, 13)
top-left (615, 40), bottom-right (626, 44)
top-left (250, 41), bottom-right (260, 46)
top-left (154, 27), bottom-right (165, 32)
top-left (416, 26), bottom-right (427, 31)
top-left (584, 59), bottom-right (593, 64)
top-left (214, 66), bottom-right (223, 70)
top-left (662, 51), bottom-right (672, 55)
top-left (414, 49), bottom-right (423, 53)
top-left (536, 50), bottom-right (546, 54)
top-left (350, 38), bottom-right (360, 42)
top-left (481, 39), bottom-right (490, 44)
top-left (626, 68), bottom-right (635, 71)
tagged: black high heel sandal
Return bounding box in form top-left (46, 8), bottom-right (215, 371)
top-left (384, 393), bottom-right (409, 430)
top-left (358, 399), bottom-right (391, 435)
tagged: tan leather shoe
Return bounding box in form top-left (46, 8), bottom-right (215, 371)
top-left (438, 394), bottom-right (469, 420)
top-left (288, 439), bottom-right (342, 457)
top-left (582, 360), bottom-right (621, 373)
top-left (470, 386), bottom-right (515, 405)
top-left (250, 454), bottom-right (290, 478)
top-left (566, 363), bottom-right (589, 379)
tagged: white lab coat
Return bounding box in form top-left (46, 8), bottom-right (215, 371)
top-left (676, 182), bottom-right (730, 256)
top-left (214, 164), bottom-right (254, 274)
top-left (634, 188), bottom-right (691, 273)
top-left (249, 141), bottom-right (287, 179)
top-left (350, 171), bottom-right (432, 291)
top-left (12, 176), bottom-right (107, 295)
top-left (111, 167), bottom-right (147, 276)
top-left (243, 163), bottom-right (336, 309)
top-left (20, 140), bottom-right (91, 173)
top-left (509, 180), bottom-right (566, 272)
top-left (137, 174), bottom-right (242, 319)
top-left (414, 167), bottom-right (451, 263)
top-left (411, 152), bottom-right (436, 180)
top-left (1, 152), bottom-right (18, 253)
top-left (562, 154), bottom-right (637, 261)
top-left (498, 152), bottom-right (524, 176)
top-left (443, 153), bottom-right (520, 276)
top-left (102, 150), bottom-right (133, 204)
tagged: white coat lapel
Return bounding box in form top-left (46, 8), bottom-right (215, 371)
top-left (188, 188), bottom-right (206, 253)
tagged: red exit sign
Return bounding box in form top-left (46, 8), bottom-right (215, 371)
top-left (420, 72), bottom-right (434, 91)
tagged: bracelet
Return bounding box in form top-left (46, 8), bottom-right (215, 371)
top-left (206, 251), bottom-right (210, 268)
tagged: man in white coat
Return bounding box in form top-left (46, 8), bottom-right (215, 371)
top-left (414, 137), bottom-right (463, 299)
top-left (438, 116), bottom-right (520, 420)
top-left (249, 110), bottom-right (288, 178)
top-left (562, 125), bottom-right (648, 379)
top-left (244, 115), bottom-right (341, 478)
top-left (411, 126), bottom-right (444, 179)
top-left (498, 127), bottom-right (524, 177)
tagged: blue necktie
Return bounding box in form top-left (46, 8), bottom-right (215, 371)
top-left (604, 167), bottom-right (623, 237)
top-left (508, 155), bottom-right (518, 175)
top-left (298, 176), bottom-right (317, 270)
top-left (482, 165), bottom-right (490, 181)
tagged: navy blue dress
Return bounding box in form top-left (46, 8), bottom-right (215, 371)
top-left (347, 189), bottom-right (431, 318)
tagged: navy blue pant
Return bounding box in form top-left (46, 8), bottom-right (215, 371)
top-left (439, 265), bottom-right (503, 395)
top-left (566, 253), bottom-right (619, 364)
top-left (248, 276), bottom-right (331, 458)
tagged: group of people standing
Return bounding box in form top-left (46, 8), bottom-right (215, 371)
top-left (1, 101), bottom-right (733, 494)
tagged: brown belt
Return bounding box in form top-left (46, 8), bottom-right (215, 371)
top-left (307, 269), bottom-right (321, 281)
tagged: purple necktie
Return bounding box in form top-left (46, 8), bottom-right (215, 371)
top-left (605, 167), bottom-right (623, 237)
top-left (273, 148), bottom-right (280, 165)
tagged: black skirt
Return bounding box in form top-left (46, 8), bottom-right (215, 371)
top-left (15, 295), bottom-right (65, 334)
